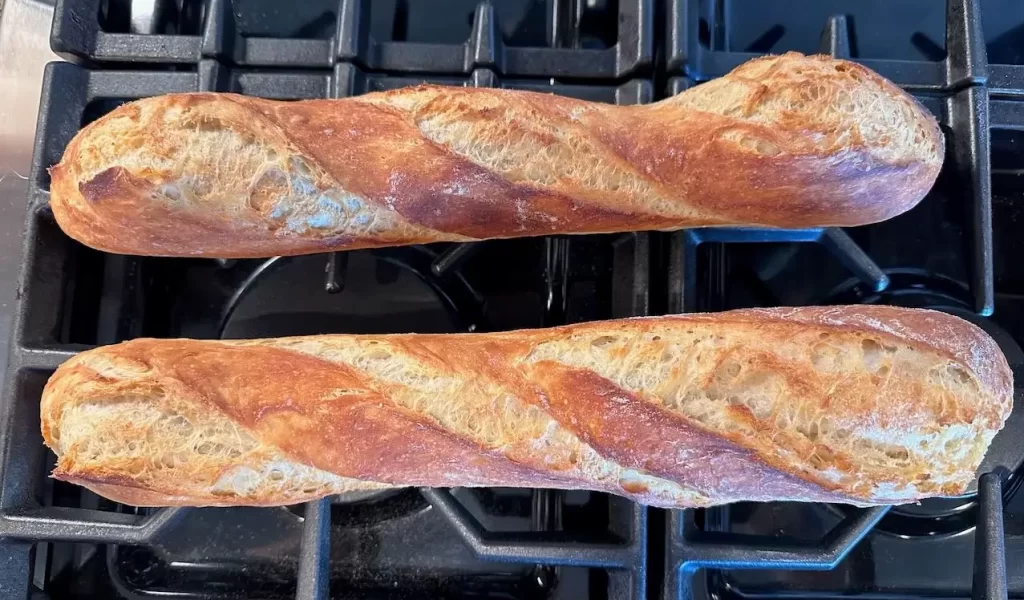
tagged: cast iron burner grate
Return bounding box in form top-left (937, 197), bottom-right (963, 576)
top-left (2, 0), bottom-right (1021, 598)
top-left (2, 44), bottom-right (652, 597)
top-left (54, 0), bottom-right (651, 78)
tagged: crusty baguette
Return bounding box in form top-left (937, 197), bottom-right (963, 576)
top-left (49, 53), bottom-right (943, 258)
top-left (41, 306), bottom-right (1009, 508)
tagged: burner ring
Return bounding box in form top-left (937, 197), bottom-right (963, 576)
top-left (217, 246), bottom-right (486, 338)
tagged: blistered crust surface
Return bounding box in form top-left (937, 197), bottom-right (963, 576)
top-left (49, 53), bottom-right (943, 257)
top-left (41, 306), bottom-right (1009, 507)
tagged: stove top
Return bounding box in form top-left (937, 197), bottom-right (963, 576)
top-left (1, 0), bottom-right (1022, 599)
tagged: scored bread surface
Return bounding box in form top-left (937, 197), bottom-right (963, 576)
top-left (49, 53), bottom-right (944, 257)
top-left (41, 306), bottom-right (1011, 508)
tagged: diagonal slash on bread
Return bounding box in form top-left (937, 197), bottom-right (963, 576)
top-left (49, 53), bottom-right (943, 258)
top-left (41, 306), bottom-right (1010, 508)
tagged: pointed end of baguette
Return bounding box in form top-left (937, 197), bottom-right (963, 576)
top-left (42, 346), bottom-right (392, 507)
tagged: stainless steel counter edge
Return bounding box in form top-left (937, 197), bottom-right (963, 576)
top-left (0, 1), bottom-right (59, 595)
top-left (0, 0), bottom-right (58, 381)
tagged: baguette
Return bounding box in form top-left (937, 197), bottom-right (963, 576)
top-left (41, 306), bottom-right (1010, 508)
top-left (49, 53), bottom-right (943, 258)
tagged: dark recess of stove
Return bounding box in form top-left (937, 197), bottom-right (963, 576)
top-left (2, 0), bottom-right (1022, 599)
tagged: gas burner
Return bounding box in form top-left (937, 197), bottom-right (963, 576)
top-left (218, 247), bottom-right (484, 338)
top-left (823, 269), bottom-right (1024, 537)
top-left (822, 268), bottom-right (976, 310)
top-left (172, 245), bottom-right (485, 340)
top-left (196, 246), bottom-right (484, 513)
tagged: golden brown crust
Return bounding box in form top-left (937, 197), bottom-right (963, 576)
top-left (41, 306), bottom-right (1009, 507)
top-left (49, 53), bottom-right (943, 258)
top-left (702, 305), bottom-right (1014, 417)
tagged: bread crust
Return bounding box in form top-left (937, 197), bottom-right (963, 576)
top-left (41, 306), bottom-right (1010, 507)
top-left (49, 53), bottom-right (943, 258)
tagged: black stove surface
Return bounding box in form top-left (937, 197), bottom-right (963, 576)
top-left (3, 0), bottom-right (1024, 599)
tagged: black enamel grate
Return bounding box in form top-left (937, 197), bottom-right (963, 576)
top-left (52, 0), bottom-right (651, 77)
top-left (1, 57), bottom-right (653, 599)
top-left (1, 0), bottom-right (1019, 598)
